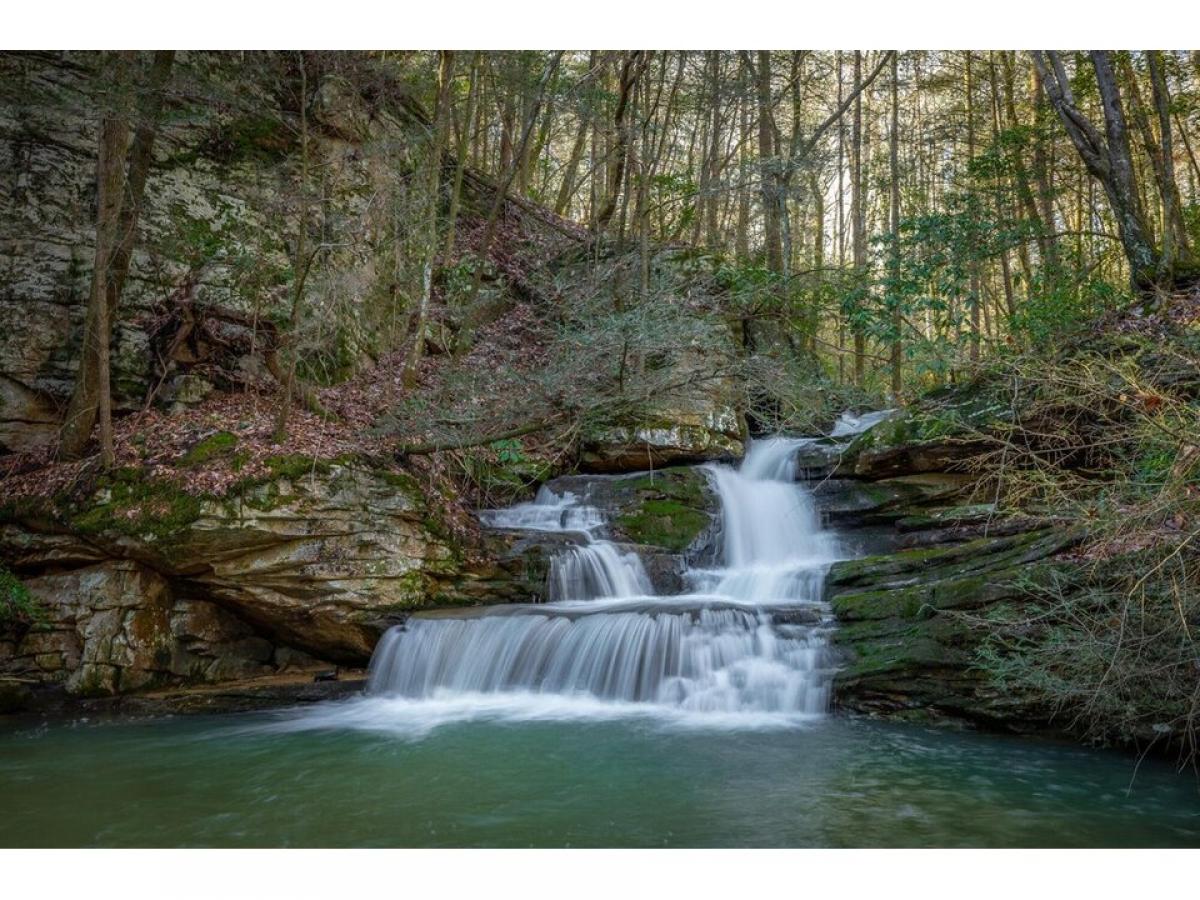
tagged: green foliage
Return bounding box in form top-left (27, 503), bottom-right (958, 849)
top-left (960, 320), bottom-right (1200, 753)
top-left (0, 564), bottom-right (42, 629)
top-left (715, 260), bottom-right (785, 315)
top-left (457, 441), bottom-right (553, 508)
top-left (1011, 262), bottom-right (1127, 348)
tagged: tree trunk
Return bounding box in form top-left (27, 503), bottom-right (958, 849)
top-left (59, 51), bottom-right (137, 463)
top-left (851, 51), bottom-right (867, 387)
top-left (836, 51), bottom-right (846, 384)
top-left (1031, 51), bottom-right (1160, 288)
top-left (965, 51), bottom-right (981, 363)
top-left (735, 82), bottom-right (751, 259)
top-left (889, 51), bottom-right (903, 397)
top-left (592, 51), bottom-right (645, 235)
top-left (754, 50), bottom-right (784, 276)
top-left (1146, 51), bottom-right (1194, 278)
top-left (445, 51), bottom-right (479, 256)
top-left (703, 51), bottom-right (723, 248)
top-left (402, 50), bottom-right (454, 389)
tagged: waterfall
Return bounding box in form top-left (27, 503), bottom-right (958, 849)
top-left (479, 486), bottom-right (651, 602)
top-left (700, 437), bottom-right (840, 603)
top-left (368, 608), bottom-right (829, 713)
top-left (367, 437), bottom-right (841, 722)
top-left (548, 542), bottom-right (651, 602)
top-left (830, 408), bottom-right (896, 438)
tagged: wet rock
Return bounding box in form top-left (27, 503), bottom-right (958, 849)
top-left (540, 467), bottom-right (720, 557)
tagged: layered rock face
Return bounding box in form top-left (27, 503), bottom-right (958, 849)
top-left (0, 51), bottom-right (424, 453)
top-left (2, 561), bottom-right (291, 696)
top-left (0, 461), bottom-right (550, 700)
top-left (810, 413), bottom-right (1077, 731)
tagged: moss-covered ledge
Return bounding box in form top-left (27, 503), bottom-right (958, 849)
top-left (610, 469), bottom-right (716, 552)
top-left (827, 526), bottom-right (1082, 730)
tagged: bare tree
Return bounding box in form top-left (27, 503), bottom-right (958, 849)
top-left (1030, 51), bottom-right (1161, 288)
top-left (60, 51), bottom-right (174, 462)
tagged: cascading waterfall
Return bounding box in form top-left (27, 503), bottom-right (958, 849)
top-left (697, 437), bottom-right (840, 603)
top-left (479, 486), bottom-right (651, 602)
top-left (366, 436), bottom-right (842, 721)
top-left (367, 608), bottom-right (828, 712)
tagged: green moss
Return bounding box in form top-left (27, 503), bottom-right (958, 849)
top-left (617, 499), bottom-right (709, 552)
top-left (199, 113), bottom-right (294, 165)
top-left (179, 431), bottom-right (238, 467)
top-left (263, 454), bottom-right (333, 481)
top-left (609, 468), bottom-right (715, 551)
top-left (828, 529), bottom-right (1070, 590)
top-left (69, 468), bottom-right (203, 541)
top-left (378, 468), bottom-right (423, 496)
top-left (0, 564), bottom-right (42, 629)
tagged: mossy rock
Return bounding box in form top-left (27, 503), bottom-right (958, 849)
top-left (69, 468), bottom-right (204, 542)
top-left (830, 562), bottom-right (1062, 623)
top-left (609, 468), bottom-right (716, 552)
top-left (827, 528), bottom-right (1075, 591)
top-left (836, 392), bottom-right (1007, 479)
top-left (179, 431), bottom-right (238, 467)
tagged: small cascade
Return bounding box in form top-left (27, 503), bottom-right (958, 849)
top-left (830, 408), bottom-right (896, 438)
top-left (366, 436), bottom-right (844, 722)
top-left (548, 542), bottom-right (651, 602)
top-left (699, 437), bottom-right (840, 603)
top-left (479, 485), bottom-right (650, 602)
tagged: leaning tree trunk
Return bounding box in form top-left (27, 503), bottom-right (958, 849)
top-left (1030, 51), bottom-right (1161, 289)
top-left (850, 51), bottom-right (867, 388)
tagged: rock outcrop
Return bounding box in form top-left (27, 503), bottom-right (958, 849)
top-left (553, 248), bottom-right (746, 472)
top-left (0, 459), bottom-right (549, 703)
top-left (827, 527), bottom-right (1078, 729)
top-left (805, 409), bottom-right (1082, 732)
top-left (0, 51), bottom-right (453, 453)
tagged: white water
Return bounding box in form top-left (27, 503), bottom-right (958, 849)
top-left (698, 437), bottom-right (840, 603)
top-left (479, 486), bottom-right (651, 602)
top-left (363, 437), bottom-right (842, 727)
top-left (830, 408), bottom-right (896, 438)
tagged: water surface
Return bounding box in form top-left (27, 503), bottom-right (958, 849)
top-left (1, 705), bottom-right (1196, 848)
